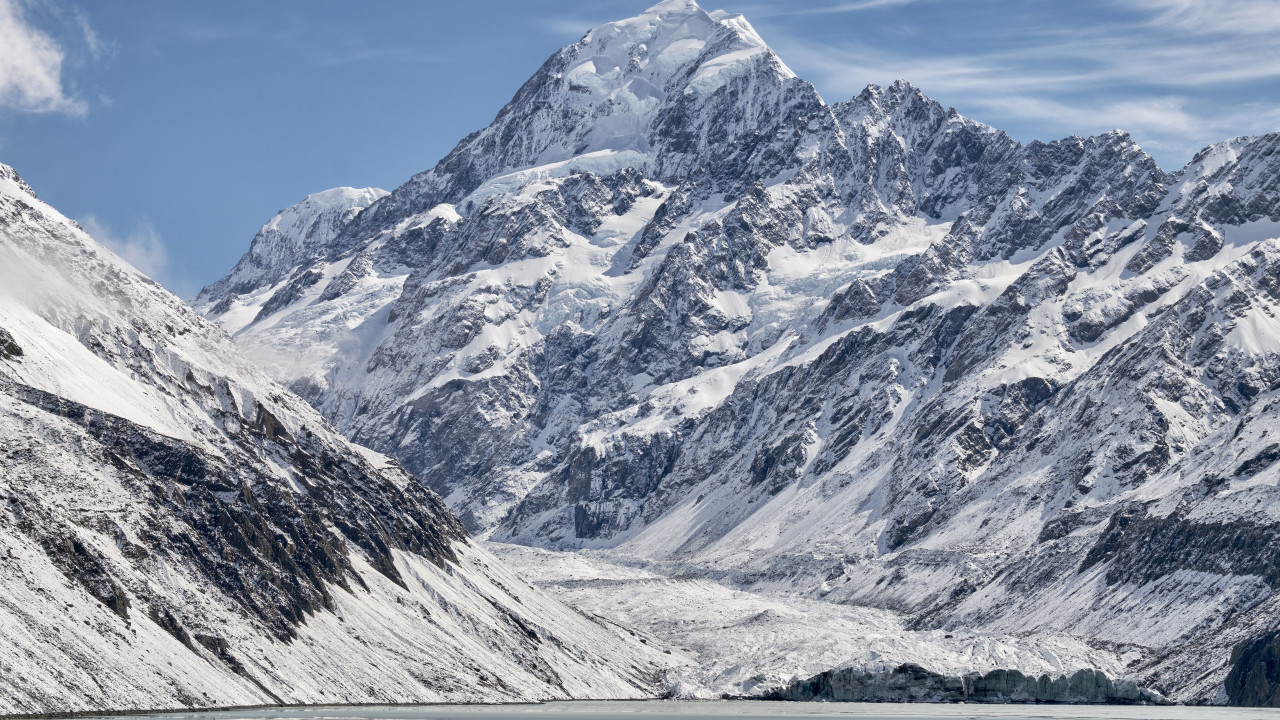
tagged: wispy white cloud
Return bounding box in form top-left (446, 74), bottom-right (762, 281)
top-left (537, 1), bottom-right (925, 42)
top-left (760, 0), bottom-right (1280, 166)
top-left (70, 5), bottom-right (110, 62)
top-left (1134, 0), bottom-right (1280, 35)
top-left (781, 19), bottom-right (1280, 96)
top-left (752, 0), bottom-right (926, 14)
top-left (536, 16), bottom-right (598, 38)
top-left (960, 94), bottom-right (1280, 156)
top-left (985, 96), bottom-right (1202, 136)
top-left (739, 0), bottom-right (922, 17)
top-left (79, 214), bottom-right (180, 290)
top-left (0, 0), bottom-right (85, 115)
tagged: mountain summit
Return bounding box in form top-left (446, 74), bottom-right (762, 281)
top-left (340, 0), bottom-right (810, 244)
top-left (199, 1), bottom-right (1280, 705)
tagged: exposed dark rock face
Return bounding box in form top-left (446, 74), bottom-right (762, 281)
top-left (1227, 631), bottom-right (1280, 707)
top-left (0, 327), bottom-right (21, 360)
top-left (1080, 506), bottom-right (1280, 589)
top-left (41, 534), bottom-right (132, 622)
top-left (774, 664), bottom-right (1167, 705)
top-left (253, 267), bottom-right (324, 325)
top-left (6, 375), bottom-right (463, 641)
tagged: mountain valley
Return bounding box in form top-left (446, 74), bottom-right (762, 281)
top-left (4, 0), bottom-right (1280, 709)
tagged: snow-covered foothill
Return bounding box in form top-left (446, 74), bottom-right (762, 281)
top-left (0, 162), bottom-right (664, 714)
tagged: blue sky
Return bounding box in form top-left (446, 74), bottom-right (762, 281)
top-left (3, 0), bottom-right (1280, 296)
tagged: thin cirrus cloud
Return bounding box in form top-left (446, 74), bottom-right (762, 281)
top-left (535, 0), bottom-right (921, 45)
top-left (1136, 0), bottom-right (1280, 35)
top-left (537, 15), bottom-right (601, 38)
top-left (752, 0), bottom-right (1280, 166)
top-left (742, 0), bottom-right (920, 17)
top-left (69, 5), bottom-right (109, 62)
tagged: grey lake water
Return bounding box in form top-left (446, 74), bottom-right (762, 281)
top-left (110, 701), bottom-right (1280, 720)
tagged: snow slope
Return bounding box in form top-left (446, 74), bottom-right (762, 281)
top-left (198, 0), bottom-right (1280, 704)
top-left (0, 162), bottom-right (663, 714)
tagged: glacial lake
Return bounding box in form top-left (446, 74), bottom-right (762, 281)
top-left (110, 700), bottom-right (1280, 720)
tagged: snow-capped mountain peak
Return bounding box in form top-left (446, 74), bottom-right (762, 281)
top-left (559, 0), bottom-right (791, 155)
top-left (579, 0), bottom-right (792, 94)
top-left (192, 186), bottom-right (387, 331)
top-left (334, 1), bottom-right (813, 243)
top-left (301, 185), bottom-right (387, 211)
top-left (252, 185), bottom-right (387, 260)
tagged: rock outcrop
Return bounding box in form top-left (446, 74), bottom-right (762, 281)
top-left (775, 664), bottom-right (1168, 705)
